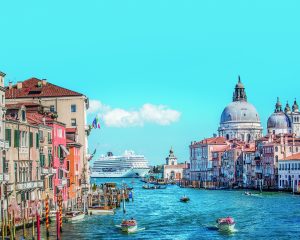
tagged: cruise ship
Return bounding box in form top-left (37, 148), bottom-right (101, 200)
top-left (91, 150), bottom-right (150, 178)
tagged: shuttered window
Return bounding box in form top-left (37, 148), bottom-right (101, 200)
top-left (5, 129), bottom-right (11, 147)
top-left (29, 132), bottom-right (33, 148)
top-left (14, 130), bottom-right (20, 148)
top-left (36, 133), bottom-right (39, 148)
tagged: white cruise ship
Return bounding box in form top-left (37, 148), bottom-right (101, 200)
top-left (91, 150), bottom-right (150, 178)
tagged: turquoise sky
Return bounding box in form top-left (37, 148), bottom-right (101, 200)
top-left (1, 1), bottom-right (300, 165)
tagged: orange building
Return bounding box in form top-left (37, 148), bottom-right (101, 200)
top-left (66, 128), bottom-right (82, 209)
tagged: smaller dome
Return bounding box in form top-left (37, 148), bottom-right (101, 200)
top-left (267, 112), bottom-right (291, 130)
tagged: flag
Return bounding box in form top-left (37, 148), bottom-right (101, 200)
top-left (91, 116), bottom-right (101, 129)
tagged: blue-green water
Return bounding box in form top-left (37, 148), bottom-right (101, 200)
top-left (42, 178), bottom-right (300, 240)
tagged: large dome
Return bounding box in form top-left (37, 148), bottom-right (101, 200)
top-left (220, 101), bottom-right (261, 124)
top-left (267, 112), bottom-right (291, 129)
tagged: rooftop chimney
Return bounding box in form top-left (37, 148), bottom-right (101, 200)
top-left (42, 79), bottom-right (47, 86)
top-left (9, 81), bottom-right (12, 89)
top-left (17, 81), bottom-right (22, 89)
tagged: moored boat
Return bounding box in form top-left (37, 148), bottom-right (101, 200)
top-left (88, 206), bottom-right (115, 215)
top-left (64, 211), bottom-right (85, 222)
top-left (216, 217), bottom-right (235, 232)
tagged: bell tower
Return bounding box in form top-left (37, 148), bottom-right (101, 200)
top-left (166, 147), bottom-right (177, 166)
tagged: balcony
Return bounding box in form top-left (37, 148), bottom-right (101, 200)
top-left (41, 168), bottom-right (49, 175)
top-left (19, 147), bottom-right (29, 154)
top-left (4, 141), bottom-right (9, 150)
top-left (62, 178), bottom-right (68, 186)
top-left (15, 181), bottom-right (38, 191)
top-left (4, 173), bottom-right (9, 181)
top-left (48, 139), bottom-right (52, 144)
top-left (49, 168), bottom-right (57, 175)
top-left (255, 168), bottom-right (262, 174)
top-left (39, 137), bottom-right (45, 143)
top-left (37, 181), bottom-right (44, 188)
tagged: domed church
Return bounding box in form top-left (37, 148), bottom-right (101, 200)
top-left (267, 98), bottom-right (300, 136)
top-left (218, 76), bottom-right (263, 142)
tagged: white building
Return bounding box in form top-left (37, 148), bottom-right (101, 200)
top-left (218, 76), bottom-right (263, 142)
top-left (163, 148), bottom-right (188, 181)
top-left (278, 152), bottom-right (300, 193)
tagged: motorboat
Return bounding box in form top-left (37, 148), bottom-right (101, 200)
top-left (121, 219), bottom-right (138, 233)
top-left (88, 206), bottom-right (115, 215)
top-left (244, 191), bottom-right (251, 196)
top-left (180, 196), bottom-right (190, 202)
top-left (216, 217), bottom-right (235, 232)
top-left (49, 210), bottom-right (57, 222)
top-left (64, 211), bottom-right (85, 222)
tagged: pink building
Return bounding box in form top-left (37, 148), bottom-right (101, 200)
top-left (46, 120), bottom-right (68, 206)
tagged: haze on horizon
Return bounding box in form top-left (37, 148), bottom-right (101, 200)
top-left (1, 1), bottom-right (300, 165)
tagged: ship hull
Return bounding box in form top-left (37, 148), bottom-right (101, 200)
top-left (91, 168), bottom-right (150, 178)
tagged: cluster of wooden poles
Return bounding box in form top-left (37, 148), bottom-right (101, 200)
top-left (1, 194), bottom-right (64, 240)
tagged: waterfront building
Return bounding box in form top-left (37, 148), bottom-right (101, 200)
top-left (211, 145), bottom-right (229, 187)
top-left (5, 78), bottom-right (90, 194)
top-left (218, 77), bottom-right (263, 142)
top-left (242, 144), bottom-right (256, 188)
top-left (189, 137), bottom-right (228, 187)
top-left (0, 72), bottom-right (9, 220)
top-left (26, 105), bottom-right (56, 208)
top-left (220, 141), bottom-right (243, 188)
top-left (66, 127), bottom-right (82, 209)
top-left (163, 147), bottom-right (188, 181)
top-left (4, 104), bottom-right (44, 219)
top-left (278, 152), bottom-right (300, 192)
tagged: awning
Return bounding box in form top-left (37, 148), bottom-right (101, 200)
top-left (59, 144), bottom-right (70, 155)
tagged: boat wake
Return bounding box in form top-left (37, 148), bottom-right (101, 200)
top-left (115, 225), bottom-right (146, 233)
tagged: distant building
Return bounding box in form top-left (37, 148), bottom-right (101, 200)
top-left (163, 148), bottom-right (188, 181)
top-left (278, 152), bottom-right (300, 192)
top-left (218, 76), bottom-right (263, 142)
top-left (267, 97), bottom-right (300, 137)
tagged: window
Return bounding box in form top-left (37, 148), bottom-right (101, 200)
top-left (67, 160), bottom-right (70, 171)
top-left (21, 110), bottom-right (26, 122)
top-left (5, 129), bottom-right (11, 147)
top-left (71, 118), bottom-right (77, 127)
top-left (57, 128), bottom-right (63, 138)
top-left (29, 132), bottom-right (33, 147)
top-left (14, 130), bottom-right (20, 148)
top-left (50, 105), bottom-right (55, 112)
top-left (275, 147), bottom-right (278, 152)
top-left (71, 104), bottom-right (77, 113)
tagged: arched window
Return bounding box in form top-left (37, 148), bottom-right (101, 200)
top-left (227, 114), bottom-right (232, 121)
top-left (226, 134), bottom-right (229, 140)
top-left (247, 134), bottom-right (251, 143)
top-left (275, 147), bottom-right (278, 152)
top-left (275, 155), bottom-right (278, 162)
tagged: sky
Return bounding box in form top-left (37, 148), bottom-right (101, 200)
top-left (1, 1), bottom-right (300, 165)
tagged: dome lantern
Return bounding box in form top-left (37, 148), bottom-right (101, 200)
top-left (293, 99), bottom-right (299, 112)
top-left (284, 101), bottom-right (291, 114)
top-left (275, 97), bottom-right (282, 113)
top-left (233, 75), bottom-right (247, 102)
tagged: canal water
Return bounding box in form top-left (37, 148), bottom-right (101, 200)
top-left (37, 178), bottom-right (299, 240)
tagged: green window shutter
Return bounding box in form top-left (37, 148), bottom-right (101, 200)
top-left (29, 132), bottom-right (33, 148)
top-left (5, 129), bottom-right (11, 147)
top-left (36, 133), bottom-right (39, 148)
top-left (14, 130), bottom-right (20, 148)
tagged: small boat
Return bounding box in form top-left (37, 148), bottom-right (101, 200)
top-left (216, 217), bottom-right (235, 232)
top-left (142, 184), bottom-right (154, 190)
top-left (121, 219), bottom-right (138, 233)
top-left (180, 196), bottom-right (190, 202)
top-left (244, 191), bottom-right (251, 196)
top-left (155, 185), bottom-right (167, 189)
top-left (64, 211), bottom-right (85, 222)
top-left (126, 187), bottom-right (134, 191)
top-left (49, 210), bottom-right (57, 222)
top-left (88, 206), bottom-right (115, 215)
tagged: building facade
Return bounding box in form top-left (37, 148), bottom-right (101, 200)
top-left (278, 153), bottom-right (300, 193)
top-left (163, 148), bottom-right (188, 181)
top-left (5, 78), bottom-right (90, 194)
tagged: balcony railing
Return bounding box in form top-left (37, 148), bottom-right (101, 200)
top-left (4, 141), bottom-right (9, 150)
top-left (15, 181), bottom-right (38, 191)
top-left (37, 181), bottom-right (44, 188)
top-left (19, 147), bottom-right (29, 154)
top-left (62, 178), bottom-right (67, 186)
top-left (48, 139), bottom-right (52, 144)
top-left (41, 168), bottom-right (49, 175)
top-left (49, 168), bottom-right (57, 174)
top-left (4, 173), bottom-right (9, 181)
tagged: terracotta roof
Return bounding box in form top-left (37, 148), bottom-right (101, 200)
top-left (282, 152), bottom-right (300, 161)
top-left (193, 136), bottom-right (227, 145)
top-left (6, 78), bottom-right (84, 99)
top-left (211, 145), bottom-right (230, 152)
top-left (26, 112), bottom-right (53, 126)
